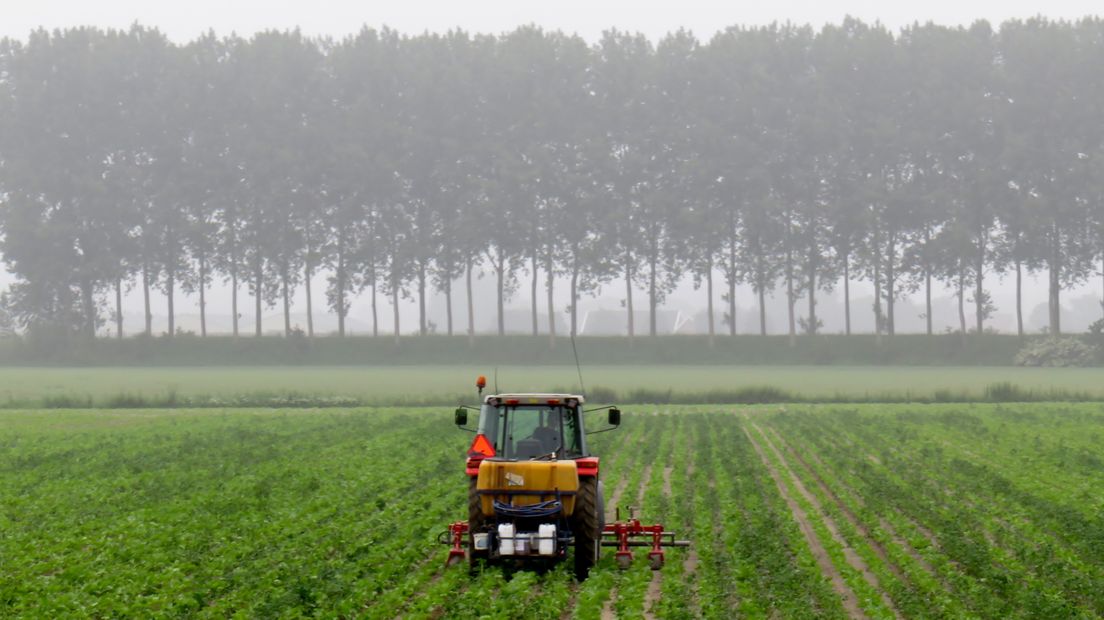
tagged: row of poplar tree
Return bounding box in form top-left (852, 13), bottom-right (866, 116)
top-left (1, 18), bottom-right (1103, 341)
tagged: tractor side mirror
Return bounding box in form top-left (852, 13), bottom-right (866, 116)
top-left (454, 407), bottom-right (468, 426)
top-left (608, 408), bottom-right (621, 426)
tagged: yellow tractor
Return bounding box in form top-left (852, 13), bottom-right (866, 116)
top-left (442, 376), bottom-right (687, 579)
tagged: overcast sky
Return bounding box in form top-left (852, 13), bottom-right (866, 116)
top-left (4, 0), bottom-right (1103, 43)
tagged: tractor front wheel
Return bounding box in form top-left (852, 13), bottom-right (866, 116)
top-left (573, 477), bottom-right (601, 580)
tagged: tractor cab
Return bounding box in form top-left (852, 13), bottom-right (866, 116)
top-left (475, 394), bottom-right (586, 460)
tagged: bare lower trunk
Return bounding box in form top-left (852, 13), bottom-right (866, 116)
top-left (392, 280), bottom-right (400, 345)
top-left (1016, 260), bottom-right (1024, 337)
top-left (115, 277), bottom-right (123, 339)
top-left (445, 276), bottom-right (453, 337)
top-left (80, 277), bottom-right (95, 340)
top-left (371, 268), bottom-right (378, 337)
top-left (1049, 225), bottom-right (1061, 335)
top-left (230, 267), bottom-right (238, 338)
top-left (648, 245), bottom-right (658, 337)
top-left (281, 264), bottom-right (291, 336)
top-left (806, 250), bottom-right (817, 336)
top-left (873, 235), bottom-right (882, 346)
top-left (756, 252), bottom-right (767, 336)
top-left (885, 233), bottom-right (896, 336)
top-left (531, 252), bottom-right (539, 336)
top-left (496, 254), bottom-right (505, 336)
top-left (198, 253), bottom-right (208, 337)
top-left (417, 262), bottom-right (427, 336)
top-left (727, 241), bottom-right (736, 336)
top-left (142, 263), bottom-right (152, 336)
top-left (336, 240), bottom-right (346, 337)
top-left (254, 262), bottom-right (262, 337)
top-left (166, 270), bottom-right (175, 338)
top-left (304, 260), bottom-right (313, 338)
top-left (546, 247), bottom-right (556, 348)
top-left (975, 233), bottom-right (986, 334)
top-left (625, 253), bottom-right (634, 339)
top-left (570, 261), bottom-right (579, 337)
top-left (842, 254), bottom-right (851, 335)
top-left (957, 268), bottom-right (967, 344)
top-left (785, 246), bottom-right (795, 347)
top-left (466, 257), bottom-right (474, 345)
top-left (706, 255), bottom-right (715, 346)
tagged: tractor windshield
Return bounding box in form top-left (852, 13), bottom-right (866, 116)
top-left (478, 404), bottom-right (583, 460)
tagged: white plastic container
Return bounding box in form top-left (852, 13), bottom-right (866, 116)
top-left (473, 533), bottom-right (489, 551)
top-left (538, 524), bottom-right (556, 556)
top-left (498, 524), bottom-right (516, 555)
top-left (516, 535), bottom-right (531, 555)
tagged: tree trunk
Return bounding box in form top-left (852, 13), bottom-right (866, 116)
top-left (625, 252), bottom-right (634, 339)
top-left (571, 259), bottom-right (579, 337)
top-left (253, 261), bottom-right (262, 337)
top-left (199, 252), bottom-right (207, 338)
top-left (1049, 224), bottom-right (1061, 335)
top-left (975, 230), bottom-right (986, 334)
top-left (785, 246), bottom-right (795, 347)
top-left (546, 246), bottom-right (556, 348)
top-left (727, 240), bottom-right (736, 337)
top-left (80, 277), bottom-right (95, 340)
top-left (957, 267), bottom-right (967, 344)
top-left (756, 252), bottom-right (767, 336)
top-left (114, 277), bottom-right (123, 339)
top-left (496, 253), bottom-right (505, 336)
top-left (648, 247), bottom-right (658, 337)
top-left (230, 265), bottom-right (238, 339)
top-left (336, 236), bottom-right (346, 337)
top-left (842, 253), bottom-right (851, 336)
top-left (281, 263), bottom-right (291, 336)
top-left (923, 227), bottom-right (931, 336)
top-left (872, 230), bottom-right (882, 346)
top-left (142, 263), bottom-right (152, 336)
top-left (806, 249), bottom-right (817, 336)
top-left (444, 273), bottom-right (453, 337)
top-left (392, 267), bottom-right (400, 344)
top-left (166, 269), bottom-right (175, 338)
top-left (885, 232), bottom-right (895, 336)
top-left (531, 252), bottom-right (539, 336)
top-left (371, 272), bottom-right (378, 338)
top-left (304, 258), bottom-right (314, 338)
top-left (706, 254), bottom-right (715, 346)
top-left (1016, 259), bottom-right (1024, 337)
top-left (466, 257), bottom-right (474, 346)
top-left (417, 261), bottom-right (427, 336)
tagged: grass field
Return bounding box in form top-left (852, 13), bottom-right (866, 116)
top-left (3, 403), bottom-right (1104, 617)
top-left (2, 365), bottom-right (1104, 407)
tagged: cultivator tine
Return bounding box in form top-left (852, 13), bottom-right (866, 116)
top-left (601, 516), bottom-right (690, 570)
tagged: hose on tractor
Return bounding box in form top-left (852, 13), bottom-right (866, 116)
top-left (493, 499), bottom-right (563, 519)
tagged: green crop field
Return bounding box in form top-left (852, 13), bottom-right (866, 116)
top-left (3, 403), bottom-right (1104, 618)
top-left (3, 365), bottom-right (1104, 407)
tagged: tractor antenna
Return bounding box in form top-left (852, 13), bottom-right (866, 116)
top-left (571, 332), bottom-right (586, 397)
top-left (494, 366), bottom-right (499, 394)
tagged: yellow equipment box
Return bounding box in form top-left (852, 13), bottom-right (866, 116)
top-left (476, 460), bottom-right (579, 517)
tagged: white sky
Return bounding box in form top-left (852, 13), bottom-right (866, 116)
top-left (3, 0), bottom-right (1102, 43)
top-left (2, 1), bottom-right (1102, 335)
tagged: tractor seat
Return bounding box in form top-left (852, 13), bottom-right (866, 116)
top-left (514, 438), bottom-right (544, 459)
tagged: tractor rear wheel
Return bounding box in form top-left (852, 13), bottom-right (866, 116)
top-left (573, 477), bottom-right (601, 580)
top-left (468, 478), bottom-right (486, 571)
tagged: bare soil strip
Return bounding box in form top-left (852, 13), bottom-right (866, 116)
top-left (741, 423), bottom-right (869, 620)
top-left (767, 427), bottom-right (908, 584)
top-left (753, 423), bottom-right (902, 620)
top-left (600, 592), bottom-right (618, 620)
top-left (800, 443), bottom-right (944, 581)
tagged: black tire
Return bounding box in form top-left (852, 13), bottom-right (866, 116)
top-left (468, 478), bottom-right (487, 570)
top-left (573, 476), bottom-right (601, 580)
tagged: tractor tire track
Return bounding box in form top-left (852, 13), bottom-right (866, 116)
top-left (741, 423), bottom-right (868, 620)
top-left (753, 422), bottom-right (902, 620)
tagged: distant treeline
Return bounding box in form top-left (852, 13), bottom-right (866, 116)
top-left (0, 333), bottom-right (1044, 366)
top-left (1, 18), bottom-right (1103, 345)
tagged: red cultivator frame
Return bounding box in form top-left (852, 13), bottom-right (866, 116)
top-left (601, 509), bottom-right (690, 570)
